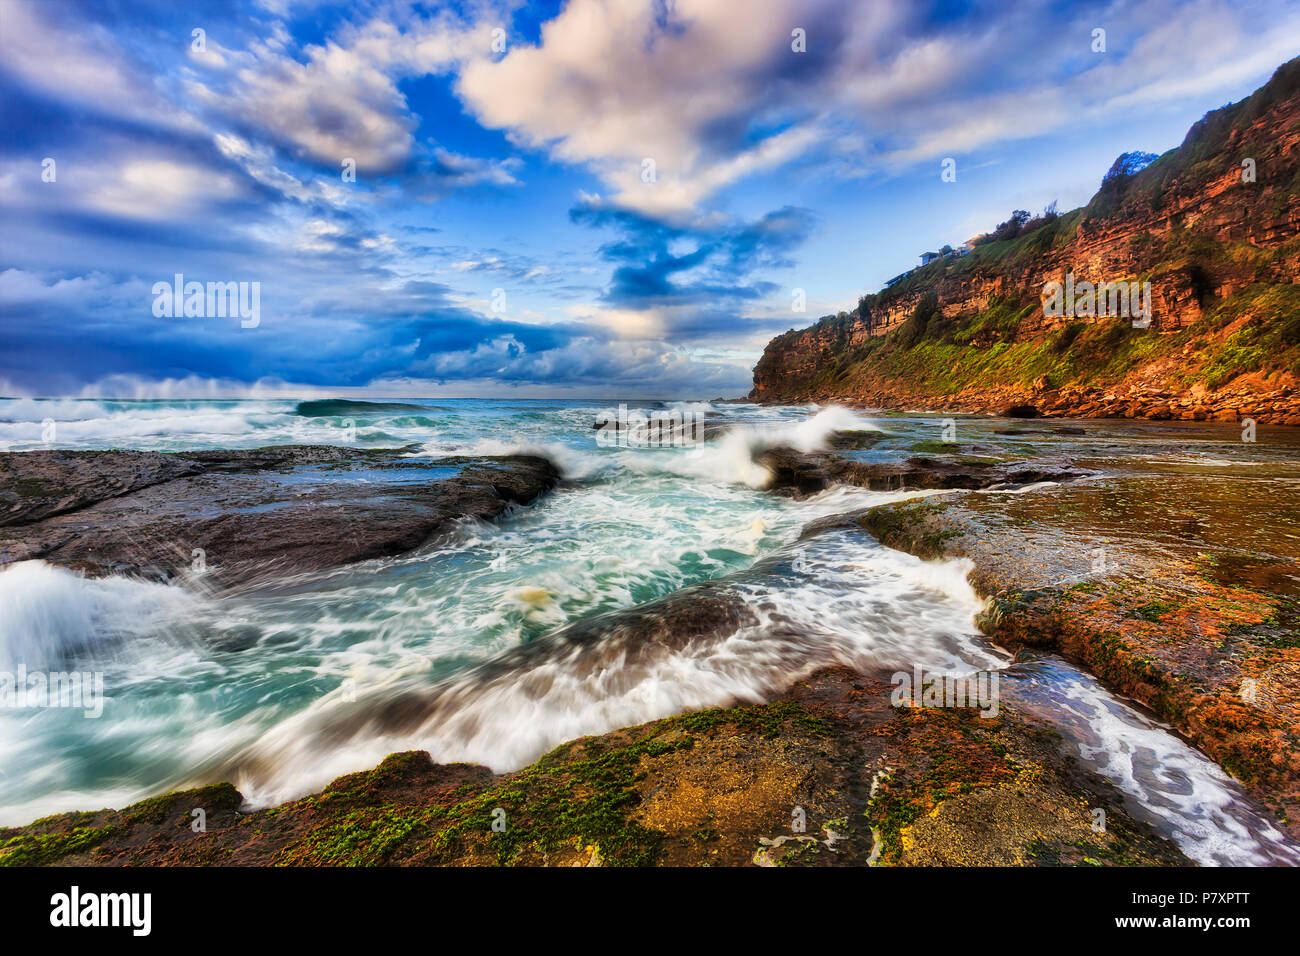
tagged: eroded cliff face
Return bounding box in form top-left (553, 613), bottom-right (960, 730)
top-left (751, 59), bottom-right (1300, 425)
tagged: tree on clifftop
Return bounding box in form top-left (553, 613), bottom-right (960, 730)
top-left (1103, 151), bottom-right (1158, 182)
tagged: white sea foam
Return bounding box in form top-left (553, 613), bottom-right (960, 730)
top-left (0, 560), bottom-right (201, 671)
top-left (424, 405), bottom-right (882, 488)
top-left (2, 397), bottom-right (1295, 867)
top-left (416, 436), bottom-right (611, 480)
top-left (227, 530), bottom-right (998, 806)
top-left (1000, 657), bottom-right (1300, 866)
top-left (0, 398), bottom-right (110, 422)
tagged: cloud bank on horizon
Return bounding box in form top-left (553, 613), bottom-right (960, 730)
top-left (1, 0), bottom-right (1296, 397)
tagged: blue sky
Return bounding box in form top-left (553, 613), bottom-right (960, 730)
top-left (1, 0), bottom-right (1297, 398)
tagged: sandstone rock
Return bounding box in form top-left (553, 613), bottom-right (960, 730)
top-left (0, 447), bottom-right (560, 588)
top-left (756, 446), bottom-right (1086, 497)
top-left (999, 404), bottom-right (1040, 418)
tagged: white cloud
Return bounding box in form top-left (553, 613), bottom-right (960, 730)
top-left (193, 36), bottom-right (418, 171)
top-left (457, 0), bottom-right (840, 215)
top-left (454, 0), bottom-right (1300, 214)
top-left (568, 302), bottom-right (669, 339)
top-left (0, 0), bottom-right (198, 131)
top-left (92, 159), bottom-right (245, 220)
top-left (0, 147), bottom-right (248, 223)
top-left (828, 0), bottom-right (1300, 172)
top-left (214, 133), bottom-right (351, 205)
top-left (186, 13), bottom-right (482, 173)
top-left (293, 218), bottom-right (348, 253)
top-left (405, 330), bottom-right (753, 395)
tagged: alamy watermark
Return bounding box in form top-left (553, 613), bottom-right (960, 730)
top-left (152, 273), bottom-right (260, 328)
top-left (0, 664), bottom-right (104, 718)
top-left (595, 403), bottom-right (707, 448)
top-left (1042, 273), bottom-right (1151, 328)
top-left (890, 664), bottom-right (999, 717)
top-left (50, 886), bottom-right (150, 936)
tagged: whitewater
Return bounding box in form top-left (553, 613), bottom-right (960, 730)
top-left (0, 396), bottom-right (1295, 865)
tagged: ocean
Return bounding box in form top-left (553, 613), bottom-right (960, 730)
top-left (0, 396), bottom-right (1296, 864)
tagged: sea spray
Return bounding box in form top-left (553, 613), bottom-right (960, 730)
top-left (0, 561), bottom-right (201, 671)
top-left (224, 530), bottom-right (998, 805)
top-left (0, 663), bottom-right (104, 718)
top-left (4, 397), bottom-right (1294, 866)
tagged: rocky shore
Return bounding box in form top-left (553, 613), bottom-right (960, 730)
top-left (749, 59), bottom-right (1300, 426)
top-left (856, 483), bottom-right (1300, 839)
top-left (1021, 381), bottom-right (1300, 426)
top-left (0, 666), bottom-right (1188, 867)
top-left (0, 446), bottom-right (559, 588)
top-left (751, 377), bottom-right (1300, 427)
top-left (2, 426), bottom-right (1295, 866)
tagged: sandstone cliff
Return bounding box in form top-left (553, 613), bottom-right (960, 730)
top-left (751, 57), bottom-right (1300, 425)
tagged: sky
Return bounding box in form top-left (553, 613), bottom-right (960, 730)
top-left (1, 0), bottom-right (1297, 399)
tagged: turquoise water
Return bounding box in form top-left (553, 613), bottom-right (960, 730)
top-left (0, 399), bottom-right (936, 812)
top-left (1, 397), bottom-right (1297, 864)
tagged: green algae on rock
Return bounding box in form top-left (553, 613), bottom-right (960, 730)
top-left (0, 670), bottom-right (1188, 868)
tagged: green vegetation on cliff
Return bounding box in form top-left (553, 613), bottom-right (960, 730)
top-left (751, 57), bottom-right (1300, 417)
top-left (801, 280), bottom-right (1300, 401)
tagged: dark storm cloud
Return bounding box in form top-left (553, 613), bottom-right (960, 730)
top-left (570, 201), bottom-right (816, 312)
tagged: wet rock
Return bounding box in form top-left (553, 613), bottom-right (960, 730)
top-left (999, 404), bottom-right (1040, 419)
top-left (0, 667), bottom-right (1188, 868)
top-left (826, 430), bottom-right (884, 450)
top-left (252, 580), bottom-right (761, 755)
top-left (0, 450), bottom-right (203, 527)
top-left (854, 477), bottom-right (1300, 839)
top-left (754, 448), bottom-right (837, 496)
top-left (0, 446), bottom-right (559, 588)
top-left (755, 446), bottom-right (1086, 497)
top-left (205, 624), bottom-right (264, 653)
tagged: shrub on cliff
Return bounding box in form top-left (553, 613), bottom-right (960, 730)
top-left (897, 292), bottom-right (942, 348)
top-left (1051, 322), bottom-right (1086, 354)
top-left (1105, 151), bottom-right (1159, 182)
top-left (986, 210), bottom-right (1031, 243)
top-left (1086, 152), bottom-right (1159, 220)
